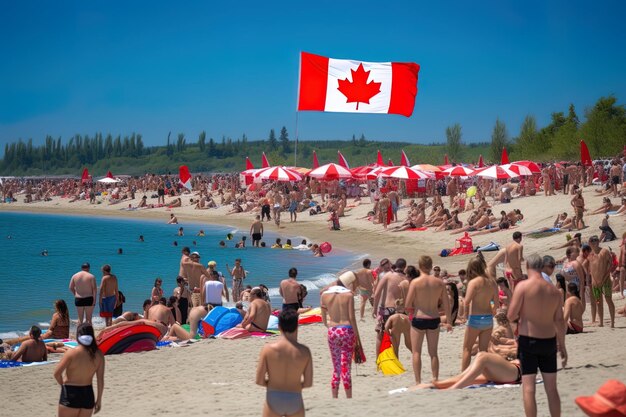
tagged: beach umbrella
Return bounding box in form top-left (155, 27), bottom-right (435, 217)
top-left (511, 160), bottom-right (541, 173)
top-left (351, 164), bottom-right (378, 179)
top-left (97, 177), bottom-right (120, 183)
top-left (245, 157), bottom-right (254, 170)
top-left (254, 166), bottom-right (302, 182)
top-left (475, 165), bottom-right (519, 179)
top-left (501, 148), bottom-right (510, 165)
top-left (81, 168), bottom-right (90, 183)
top-left (379, 166), bottom-right (432, 180)
top-left (337, 151), bottom-right (350, 169)
top-left (376, 150), bottom-right (385, 166)
top-left (308, 163), bottom-right (353, 180)
top-left (365, 166), bottom-right (386, 180)
top-left (444, 154), bottom-right (449, 165)
top-left (580, 140), bottom-right (592, 166)
top-left (106, 170), bottom-right (114, 179)
top-left (179, 165), bottom-right (192, 190)
top-left (478, 155), bottom-right (484, 168)
top-left (400, 150), bottom-right (410, 167)
top-left (441, 165), bottom-right (475, 177)
top-left (501, 163), bottom-right (533, 176)
top-left (312, 151), bottom-right (320, 169)
top-left (387, 159), bottom-right (394, 166)
top-left (261, 152), bottom-right (270, 168)
top-left (411, 164), bottom-right (442, 173)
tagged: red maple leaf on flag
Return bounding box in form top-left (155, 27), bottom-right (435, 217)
top-left (337, 63), bottom-right (381, 110)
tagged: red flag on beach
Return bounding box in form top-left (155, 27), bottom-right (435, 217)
top-left (337, 151), bottom-right (350, 169)
top-left (312, 151), bottom-right (320, 169)
top-left (388, 159), bottom-right (394, 166)
top-left (179, 165), bottom-right (192, 190)
top-left (81, 168), bottom-right (89, 183)
top-left (501, 148), bottom-right (509, 165)
top-left (106, 170), bottom-right (113, 179)
top-left (580, 140), bottom-right (592, 166)
top-left (478, 155), bottom-right (484, 168)
top-left (261, 152), bottom-right (270, 168)
top-left (400, 150), bottom-right (410, 167)
top-left (376, 150), bottom-right (384, 166)
top-left (245, 157), bottom-right (254, 170)
top-left (444, 154), bottom-right (449, 165)
top-left (297, 51), bottom-right (420, 117)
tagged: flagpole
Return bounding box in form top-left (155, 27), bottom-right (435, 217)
top-left (294, 111), bottom-right (299, 167)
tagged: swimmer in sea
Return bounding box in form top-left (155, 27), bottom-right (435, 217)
top-left (42, 250), bottom-right (48, 256)
top-left (139, 235), bottom-right (144, 242)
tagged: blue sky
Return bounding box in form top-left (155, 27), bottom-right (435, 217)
top-left (1, 1), bottom-right (625, 149)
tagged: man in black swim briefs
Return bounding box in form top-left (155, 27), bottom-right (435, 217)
top-left (69, 263), bottom-right (97, 325)
top-left (508, 253), bottom-right (567, 417)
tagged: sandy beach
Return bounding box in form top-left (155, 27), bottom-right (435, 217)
top-left (1, 188), bottom-right (625, 416)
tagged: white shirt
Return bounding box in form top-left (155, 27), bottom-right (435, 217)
top-left (541, 272), bottom-right (554, 284)
top-left (204, 280), bottom-right (224, 304)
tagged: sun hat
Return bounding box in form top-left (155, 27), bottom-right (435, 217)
top-left (575, 379), bottom-right (626, 417)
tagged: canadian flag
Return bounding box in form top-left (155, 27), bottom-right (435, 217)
top-left (298, 52), bottom-right (420, 117)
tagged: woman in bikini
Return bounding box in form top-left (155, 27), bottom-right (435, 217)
top-left (151, 278), bottom-right (164, 303)
top-left (54, 323), bottom-right (105, 416)
top-left (42, 299), bottom-right (70, 340)
top-left (461, 256), bottom-right (499, 371)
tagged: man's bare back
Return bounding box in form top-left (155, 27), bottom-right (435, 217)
top-left (71, 271), bottom-right (96, 299)
top-left (280, 278), bottom-right (301, 305)
top-left (148, 304), bottom-right (175, 326)
top-left (505, 241), bottom-right (524, 280)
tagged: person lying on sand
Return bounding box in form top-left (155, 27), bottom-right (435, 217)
top-left (589, 197), bottom-right (620, 215)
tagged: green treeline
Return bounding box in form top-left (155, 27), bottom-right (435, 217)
top-left (1, 96), bottom-right (624, 176)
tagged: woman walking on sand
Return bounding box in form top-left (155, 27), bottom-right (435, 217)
top-left (54, 323), bottom-right (105, 417)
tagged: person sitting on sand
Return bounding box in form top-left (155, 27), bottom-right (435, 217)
top-left (165, 305), bottom-right (210, 341)
top-left (168, 197), bottom-right (182, 208)
top-left (451, 209), bottom-right (492, 234)
top-left (11, 326), bottom-right (47, 363)
top-left (488, 312), bottom-right (517, 360)
top-left (42, 300), bottom-right (70, 340)
top-left (239, 288), bottom-right (271, 332)
top-left (589, 197), bottom-right (619, 215)
top-left (599, 215), bottom-right (617, 242)
top-left (469, 211), bottom-right (515, 236)
top-left (54, 324), bottom-right (104, 415)
top-left (138, 195), bottom-right (148, 208)
top-left (563, 283), bottom-right (584, 334)
top-left (256, 310), bottom-right (313, 416)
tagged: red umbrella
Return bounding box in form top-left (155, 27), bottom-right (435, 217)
top-left (400, 150), bottom-right (410, 167)
top-left (441, 166), bottom-right (475, 177)
top-left (501, 163), bottom-right (533, 176)
top-left (106, 170), bottom-right (114, 179)
top-left (387, 159), bottom-right (394, 166)
top-left (254, 166), bottom-right (302, 182)
top-left (245, 157), bottom-right (254, 170)
top-left (376, 150), bottom-right (384, 166)
top-left (580, 140), bottom-right (592, 166)
top-left (309, 163), bottom-right (353, 180)
top-left (478, 155), bottom-right (484, 168)
top-left (475, 165), bottom-right (518, 179)
top-left (511, 160), bottom-right (541, 173)
top-left (337, 151), bottom-right (350, 169)
top-left (81, 168), bottom-right (90, 183)
top-left (351, 164), bottom-right (378, 179)
top-left (312, 151), bottom-right (320, 169)
top-left (379, 166), bottom-right (432, 180)
top-left (444, 154), bottom-right (449, 165)
top-left (365, 166), bottom-right (386, 180)
top-left (261, 152), bottom-right (270, 168)
top-left (501, 148), bottom-right (509, 165)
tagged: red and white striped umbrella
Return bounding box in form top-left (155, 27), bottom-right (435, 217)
top-left (501, 163), bottom-right (533, 176)
top-left (379, 165), bottom-right (433, 180)
top-left (474, 165), bottom-right (519, 179)
top-left (365, 166), bottom-right (386, 180)
top-left (441, 165), bottom-right (475, 177)
top-left (510, 160), bottom-right (541, 173)
top-left (308, 163), bottom-right (353, 180)
top-left (254, 166), bottom-right (302, 182)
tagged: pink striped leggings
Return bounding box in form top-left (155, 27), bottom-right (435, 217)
top-left (327, 326), bottom-right (355, 390)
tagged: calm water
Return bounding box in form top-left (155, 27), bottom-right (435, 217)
top-left (0, 212), bottom-right (362, 337)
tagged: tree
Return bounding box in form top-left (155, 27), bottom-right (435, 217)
top-left (198, 131), bottom-right (206, 152)
top-left (445, 123), bottom-right (463, 162)
top-left (515, 115), bottom-right (539, 159)
top-left (268, 129), bottom-right (277, 150)
top-left (490, 118), bottom-right (508, 162)
top-left (359, 134), bottom-right (366, 145)
top-left (176, 133), bottom-right (186, 152)
top-left (580, 96), bottom-right (626, 157)
top-left (279, 126), bottom-right (290, 154)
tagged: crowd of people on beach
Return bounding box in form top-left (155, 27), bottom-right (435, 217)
top-left (1, 151), bottom-right (625, 416)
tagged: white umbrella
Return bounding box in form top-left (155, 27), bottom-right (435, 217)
top-left (441, 166), bottom-right (475, 177)
top-left (501, 163), bottom-right (533, 176)
top-left (474, 165), bottom-right (519, 179)
top-left (308, 163), bottom-right (353, 180)
top-left (254, 166), bottom-right (302, 182)
top-left (379, 165), bottom-right (433, 180)
top-left (97, 177), bottom-right (120, 183)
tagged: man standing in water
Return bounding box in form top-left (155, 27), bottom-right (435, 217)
top-left (188, 252), bottom-right (211, 307)
top-left (405, 256), bottom-right (452, 385)
top-left (587, 235), bottom-right (616, 328)
top-left (250, 215), bottom-right (264, 247)
top-left (256, 310), bottom-right (313, 416)
top-left (508, 254), bottom-right (567, 417)
top-left (99, 265), bottom-right (118, 327)
top-left (69, 263), bottom-right (97, 325)
top-left (279, 268), bottom-right (302, 312)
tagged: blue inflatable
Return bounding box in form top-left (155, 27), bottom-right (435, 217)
top-left (200, 306), bottom-right (242, 336)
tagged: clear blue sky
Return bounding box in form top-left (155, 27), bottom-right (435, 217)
top-left (1, 1), bottom-right (625, 149)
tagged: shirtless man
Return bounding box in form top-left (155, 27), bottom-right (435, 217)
top-left (508, 254), bottom-right (567, 417)
top-left (321, 281), bottom-right (361, 398)
top-left (587, 235), bottom-right (616, 328)
top-left (609, 161), bottom-right (622, 197)
top-left (168, 213), bottom-right (178, 224)
top-left (148, 298), bottom-right (175, 327)
top-left (228, 258), bottom-right (246, 302)
top-left (69, 263), bottom-right (97, 325)
top-left (571, 189), bottom-right (586, 230)
top-left (405, 256), bottom-right (452, 384)
top-left (372, 258), bottom-right (408, 355)
top-left (250, 215), bottom-right (264, 247)
top-left (379, 193), bottom-right (390, 229)
top-left (188, 252), bottom-right (211, 307)
top-left (166, 305), bottom-right (209, 340)
top-left (273, 192), bottom-right (283, 227)
top-left (354, 259), bottom-right (375, 320)
top-left (279, 268), bottom-right (302, 312)
top-left (446, 178), bottom-right (458, 208)
top-left (240, 288), bottom-right (271, 332)
top-left (98, 265), bottom-right (118, 327)
top-left (505, 232), bottom-right (524, 289)
top-left (11, 326), bottom-right (47, 363)
top-left (256, 310), bottom-right (313, 416)
top-left (388, 189), bottom-right (400, 222)
top-left (179, 247), bottom-right (192, 280)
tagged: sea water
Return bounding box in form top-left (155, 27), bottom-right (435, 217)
top-left (0, 212), bottom-right (363, 337)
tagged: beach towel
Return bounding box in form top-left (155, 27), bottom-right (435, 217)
top-left (406, 227), bottom-right (428, 231)
top-left (218, 327), bottom-right (274, 339)
top-left (476, 242), bottom-right (500, 252)
top-left (0, 360), bottom-right (59, 368)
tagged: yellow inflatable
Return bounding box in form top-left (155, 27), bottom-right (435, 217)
top-left (466, 185), bottom-right (477, 198)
